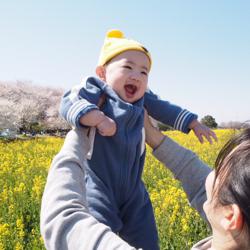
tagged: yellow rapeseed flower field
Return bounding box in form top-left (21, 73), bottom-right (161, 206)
top-left (0, 129), bottom-right (237, 249)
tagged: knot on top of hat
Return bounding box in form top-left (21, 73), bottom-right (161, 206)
top-left (106, 29), bottom-right (124, 39)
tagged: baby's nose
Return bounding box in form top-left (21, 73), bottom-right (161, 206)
top-left (130, 72), bottom-right (141, 81)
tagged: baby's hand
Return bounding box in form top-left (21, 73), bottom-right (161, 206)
top-left (80, 110), bottom-right (116, 136)
top-left (189, 119), bottom-right (217, 144)
top-left (96, 115), bottom-right (117, 136)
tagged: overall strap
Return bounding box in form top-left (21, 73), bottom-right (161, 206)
top-left (97, 92), bottom-right (106, 109)
top-left (86, 93), bottom-right (106, 160)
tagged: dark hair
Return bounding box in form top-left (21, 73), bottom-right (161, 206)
top-left (213, 128), bottom-right (250, 232)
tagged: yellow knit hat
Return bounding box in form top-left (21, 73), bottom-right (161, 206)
top-left (97, 29), bottom-right (152, 70)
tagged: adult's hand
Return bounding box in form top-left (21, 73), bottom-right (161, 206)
top-left (144, 110), bottom-right (165, 149)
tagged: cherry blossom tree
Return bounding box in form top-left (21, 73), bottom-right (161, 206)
top-left (0, 81), bottom-right (69, 133)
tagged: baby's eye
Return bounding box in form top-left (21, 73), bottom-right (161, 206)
top-left (123, 65), bottom-right (132, 70)
top-left (141, 71), bottom-right (148, 76)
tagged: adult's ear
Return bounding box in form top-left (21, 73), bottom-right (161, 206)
top-left (220, 204), bottom-right (244, 231)
top-left (96, 66), bottom-right (106, 81)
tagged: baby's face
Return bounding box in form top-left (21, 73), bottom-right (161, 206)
top-left (103, 50), bottom-right (150, 103)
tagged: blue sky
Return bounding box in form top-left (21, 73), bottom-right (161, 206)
top-left (1, 1), bottom-right (249, 123)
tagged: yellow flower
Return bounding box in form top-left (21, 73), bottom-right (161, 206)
top-left (32, 175), bottom-right (45, 200)
top-left (0, 223), bottom-right (10, 237)
top-left (15, 242), bottom-right (23, 250)
top-left (8, 204), bottom-right (14, 215)
top-left (14, 183), bottom-right (25, 193)
top-left (16, 218), bottom-right (25, 239)
top-left (0, 185), bottom-right (8, 202)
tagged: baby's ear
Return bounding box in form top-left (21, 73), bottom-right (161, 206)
top-left (96, 66), bottom-right (106, 81)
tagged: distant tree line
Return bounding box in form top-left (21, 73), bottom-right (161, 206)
top-left (0, 81), bottom-right (248, 136)
top-left (157, 115), bottom-right (249, 131)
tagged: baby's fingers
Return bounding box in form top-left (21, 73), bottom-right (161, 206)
top-left (194, 130), bottom-right (204, 144)
top-left (204, 132), bottom-right (213, 144)
top-left (203, 130), bottom-right (217, 144)
top-left (209, 130), bottom-right (218, 142)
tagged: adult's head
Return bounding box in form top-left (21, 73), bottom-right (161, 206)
top-left (95, 30), bottom-right (151, 103)
top-left (204, 128), bottom-right (250, 249)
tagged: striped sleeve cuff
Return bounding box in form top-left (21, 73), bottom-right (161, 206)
top-left (66, 99), bottom-right (98, 128)
top-left (173, 109), bottom-right (198, 133)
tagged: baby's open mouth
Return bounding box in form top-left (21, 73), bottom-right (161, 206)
top-left (124, 84), bottom-right (137, 97)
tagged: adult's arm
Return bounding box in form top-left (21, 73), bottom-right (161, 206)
top-left (40, 128), bottom-right (136, 250)
top-left (152, 136), bottom-right (211, 220)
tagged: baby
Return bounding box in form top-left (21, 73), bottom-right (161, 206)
top-left (60, 30), bottom-right (216, 250)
